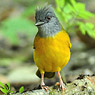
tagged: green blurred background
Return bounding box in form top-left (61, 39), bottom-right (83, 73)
top-left (0, 0), bottom-right (95, 94)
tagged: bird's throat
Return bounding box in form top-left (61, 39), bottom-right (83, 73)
top-left (37, 24), bottom-right (62, 37)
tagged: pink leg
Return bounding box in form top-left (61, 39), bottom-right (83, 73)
top-left (41, 73), bottom-right (49, 91)
top-left (57, 71), bottom-right (66, 90)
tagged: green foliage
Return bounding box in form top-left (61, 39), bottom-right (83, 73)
top-left (49, 89), bottom-right (56, 95)
top-left (55, 0), bottom-right (95, 39)
top-left (0, 82), bottom-right (13, 95)
top-left (22, 6), bottom-right (36, 17)
top-left (0, 17), bottom-right (37, 45)
top-left (0, 82), bottom-right (24, 94)
top-left (77, 22), bottom-right (95, 38)
top-left (19, 86), bottom-right (24, 93)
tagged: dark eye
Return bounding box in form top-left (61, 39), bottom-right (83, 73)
top-left (46, 16), bottom-right (51, 20)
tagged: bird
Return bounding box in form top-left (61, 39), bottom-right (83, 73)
top-left (33, 5), bottom-right (71, 91)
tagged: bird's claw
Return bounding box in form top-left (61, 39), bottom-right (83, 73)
top-left (41, 85), bottom-right (49, 91)
top-left (56, 82), bottom-right (66, 90)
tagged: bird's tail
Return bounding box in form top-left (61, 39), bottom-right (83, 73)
top-left (36, 69), bottom-right (55, 78)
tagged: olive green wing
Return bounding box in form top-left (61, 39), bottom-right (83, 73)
top-left (36, 69), bottom-right (55, 78)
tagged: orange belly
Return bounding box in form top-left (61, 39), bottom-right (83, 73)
top-left (33, 30), bottom-right (71, 74)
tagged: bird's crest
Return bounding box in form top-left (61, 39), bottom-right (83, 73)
top-left (35, 4), bottom-right (53, 15)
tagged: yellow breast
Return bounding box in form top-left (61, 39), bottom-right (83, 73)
top-left (33, 30), bottom-right (71, 74)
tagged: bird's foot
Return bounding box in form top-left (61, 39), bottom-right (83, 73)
top-left (56, 82), bottom-right (66, 90)
top-left (41, 85), bottom-right (49, 91)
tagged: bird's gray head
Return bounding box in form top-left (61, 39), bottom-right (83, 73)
top-left (35, 5), bottom-right (61, 37)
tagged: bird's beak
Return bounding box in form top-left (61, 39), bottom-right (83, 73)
top-left (35, 22), bottom-right (44, 26)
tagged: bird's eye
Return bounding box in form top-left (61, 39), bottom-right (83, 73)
top-left (46, 16), bottom-right (51, 20)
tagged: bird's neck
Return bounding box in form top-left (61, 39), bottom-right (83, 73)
top-left (37, 22), bottom-right (62, 37)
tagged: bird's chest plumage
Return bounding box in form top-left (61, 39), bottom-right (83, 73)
top-left (33, 31), bottom-right (71, 73)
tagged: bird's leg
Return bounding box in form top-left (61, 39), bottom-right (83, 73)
top-left (41, 73), bottom-right (49, 91)
top-left (57, 71), bottom-right (66, 90)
